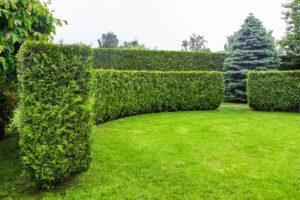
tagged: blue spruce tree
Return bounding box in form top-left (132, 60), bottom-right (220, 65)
top-left (224, 14), bottom-right (279, 102)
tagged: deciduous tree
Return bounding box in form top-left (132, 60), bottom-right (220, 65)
top-left (280, 0), bottom-right (300, 69)
top-left (97, 32), bottom-right (119, 48)
top-left (181, 34), bottom-right (210, 52)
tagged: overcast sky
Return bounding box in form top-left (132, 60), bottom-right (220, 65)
top-left (49, 0), bottom-right (287, 51)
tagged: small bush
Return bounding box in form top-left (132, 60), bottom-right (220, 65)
top-left (92, 70), bottom-right (224, 123)
top-left (248, 71), bottom-right (300, 112)
top-left (18, 41), bottom-right (93, 188)
top-left (93, 48), bottom-right (227, 71)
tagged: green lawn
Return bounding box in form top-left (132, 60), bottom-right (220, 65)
top-left (1, 105), bottom-right (300, 199)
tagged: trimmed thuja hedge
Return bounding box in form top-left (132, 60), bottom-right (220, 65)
top-left (248, 71), bottom-right (300, 112)
top-left (18, 42), bottom-right (93, 188)
top-left (92, 70), bottom-right (224, 123)
top-left (93, 48), bottom-right (227, 71)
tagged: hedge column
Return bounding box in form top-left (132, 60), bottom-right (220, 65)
top-left (18, 42), bottom-right (93, 188)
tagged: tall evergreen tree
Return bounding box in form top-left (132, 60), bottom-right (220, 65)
top-left (224, 14), bottom-right (279, 102)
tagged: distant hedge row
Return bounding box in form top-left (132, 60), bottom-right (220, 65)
top-left (18, 42), bottom-right (93, 188)
top-left (248, 71), bottom-right (300, 112)
top-left (91, 70), bottom-right (224, 123)
top-left (93, 48), bottom-right (227, 71)
top-left (93, 49), bottom-right (298, 72)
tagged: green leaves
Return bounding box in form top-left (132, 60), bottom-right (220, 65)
top-left (92, 70), bottom-right (224, 123)
top-left (0, 46), bottom-right (4, 54)
top-left (248, 71), bottom-right (300, 112)
top-left (280, 0), bottom-right (300, 69)
top-left (0, 0), bottom-right (63, 83)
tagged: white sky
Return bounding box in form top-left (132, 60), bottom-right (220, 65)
top-left (49, 0), bottom-right (287, 52)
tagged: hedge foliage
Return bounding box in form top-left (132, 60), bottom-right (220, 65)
top-left (93, 48), bottom-right (227, 71)
top-left (92, 70), bottom-right (224, 123)
top-left (248, 71), bottom-right (300, 112)
top-left (18, 41), bottom-right (93, 188)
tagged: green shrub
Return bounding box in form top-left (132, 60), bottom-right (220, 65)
top-left (92, 70), bottom-right (224, 123)
top-left (0, 92), bottom-right (15, 139)
top-left (18, 41), bottom-right (93, 188)
top-left (279, 55), bottom-right (300, 70)
top-left (93, 48), bottom-right (227, 71)
top-left (248, 71), bottom-right (300, 112)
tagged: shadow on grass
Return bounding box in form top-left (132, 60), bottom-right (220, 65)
top-left (0, 136), bottom-right (24, 199)
top-left (0, 136), bottom-right (84, 199)
top-left (0, 136), bottom-right (49, 199)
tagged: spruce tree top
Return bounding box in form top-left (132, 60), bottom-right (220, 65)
top-left (224, 14), bottom-right (279, 71)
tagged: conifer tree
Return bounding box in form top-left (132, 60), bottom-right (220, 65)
top-left (224, 14), bottom-right (279, 102)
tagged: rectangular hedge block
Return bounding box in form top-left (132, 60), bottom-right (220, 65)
top-left (93, 48), bottom-right (227, 71)
top-left (18, 42), bottom-right (93, 188)
top-left (248, 71), bottom-right (300, 112)
top-left (92, 70), bottom-right (224, 123)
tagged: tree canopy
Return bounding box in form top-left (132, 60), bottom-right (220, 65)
top-left (280, 0), bottom-right (300, 69)
top-left (181, 34), bottom-right (210, 52)
top-left (0, 0), bottom-right (62, 84)
top-left (97, 32), bottom-right (119, 48)
top-left (120, 40), bottom-right (147, 49)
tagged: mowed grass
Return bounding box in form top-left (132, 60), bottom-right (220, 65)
top-left (1, 106), bottom-right (300, 199)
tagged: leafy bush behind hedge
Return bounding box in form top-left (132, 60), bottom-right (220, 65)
top-left (279, 55), bottom-right (300, 70)
top-left (0, 93), bottom-right (14, 138)
top-left (18, 42), bottom-right (93, 188)
top-left (92, 70), bottom-right (224, 123)
top-left (248, 71), bottom-right (300, 112)
top-left (93, 48), bottom-right (227, 71)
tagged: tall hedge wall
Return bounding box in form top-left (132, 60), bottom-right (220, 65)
top-left (248, 71), bottom-right (300, 112)
top-left (18, 42), bottom-right (93, 188)
top-left (93, 48), bottom-right (227, 71)
top-left (92, 70), bottom-right (224, 123)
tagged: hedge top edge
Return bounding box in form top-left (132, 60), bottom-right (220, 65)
top-left (95, 47), bottom-right (228, 54)
top-left (248, 70), bottom-right (300, 74)
top-left (93, 69), bottom-right (224, 74)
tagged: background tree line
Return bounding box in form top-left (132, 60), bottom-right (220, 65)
top-left (97, 32), bottom-right (147, 49)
